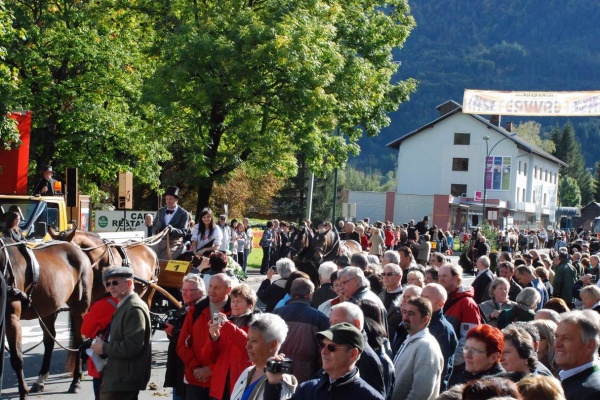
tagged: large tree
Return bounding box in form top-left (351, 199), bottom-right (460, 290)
top-left (3, 0), bottom-right (168, 201)
top-left (144, 0), bottom-right (417, 217)
top-left (0, 2), bottom-right (21, 148)
top-left (551, 122), bottom-right (593, 206)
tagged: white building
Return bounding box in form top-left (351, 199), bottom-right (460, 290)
top-left (345, 100), bottom-right (567, 231)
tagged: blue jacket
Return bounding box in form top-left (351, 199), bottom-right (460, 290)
top-left (528, 278), bottom-right (549, 310)
top-left (274, 298), bottom-right (329, 383)
top-left (428, 309), bottom-right (458, 391)
top-left (291, 368), bottom-right (383, 400)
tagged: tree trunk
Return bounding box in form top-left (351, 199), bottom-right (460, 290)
top-left (195, 177), bottom-right (215, 221)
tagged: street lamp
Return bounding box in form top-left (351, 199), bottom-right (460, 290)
top-left (482, 133), bottom-right (517, 226)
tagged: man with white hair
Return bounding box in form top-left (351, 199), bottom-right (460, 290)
top-left (177, 273), bottom-right (232, 398)
top-left (337, 267), bottom-right (387, 328)
top-left (472, 255), bottom-right (494, 304)
top-left (312, 261), bottom-right (338, 308)
top-left (555, 310), bottom-right (600, 400)
top-left (421, 283), bottom-right (458, 392)
top-left (330, 303), bottom-right (388, 398)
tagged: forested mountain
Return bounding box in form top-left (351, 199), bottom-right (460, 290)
top-left (353, 0), bottom-right (600, 172)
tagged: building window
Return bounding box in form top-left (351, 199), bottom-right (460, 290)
top-left (524, 163), bottom-right (527, 176)
top-left (452, 158), bottom-right (469, 171)
top-left (516, 187), bottom-right (520, 202)
top-left (454, 133), bottom-right (471, 145)
top-left (534, 166), bottom-right (537, 179)
top-left (544, 193), bottom-right (547, 206)
top-left (451, 184), bottom-right (467, 197)
top-left (518, 161), bottom-right (521, 174)
top-left (522, 188), bottom-right (526, 201)
top-left (545, 169), bottom-right (548, 182)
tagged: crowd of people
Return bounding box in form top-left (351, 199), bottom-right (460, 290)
top-left (76, 211), bottom-right (600, 400)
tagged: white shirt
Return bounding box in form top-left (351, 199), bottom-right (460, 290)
top-left (164, 205), bottom-right (179, 225)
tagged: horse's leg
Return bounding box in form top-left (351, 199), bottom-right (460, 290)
top-left (30, 312), bottom-right (58, 393)
top-left (5, 305), bottom-right (29, 399)
top-left (67, 311), bottom-right (85, 393)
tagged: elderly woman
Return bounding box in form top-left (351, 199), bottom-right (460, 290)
top-left (500, 326), bottom-right (539, 380)
top-left (406, 270), bottom-right (425, 288)
top-left (580, 285), bottom-right (600, 312)
top-left (460, 324), bottom-right (505, 384)
top-left (231, 313), bottom-right (297, 400)
top-left (317, 271), bottom-right (344, 317)
top-left (257, 258), bottom-right (296, 312)
top-left (497, 287), bottom-right (540, 330)
top-left (479, 278), bottom-right (516, 327)
top-left (530, 319), bottom-right (558, 376)
top-left (206, 284), bottom-right (259, 400)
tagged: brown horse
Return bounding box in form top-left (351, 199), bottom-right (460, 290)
top-left (0, 238), bottom-right (93, 399)
top-left (48, 228), bottom-right (158, 306)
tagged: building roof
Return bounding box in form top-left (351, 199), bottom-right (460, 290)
top-left (387, 100), bottom-right (568, 167)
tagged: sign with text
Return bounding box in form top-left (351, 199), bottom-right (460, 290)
top-left (485, 156), bottom-right (511, 191)
top-left (463, 90), bottom-right (600, 116)
top-left (95, 210), bottom-right (155, 232)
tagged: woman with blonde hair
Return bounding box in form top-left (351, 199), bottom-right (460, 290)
top-left (369, 226), bottom-right (384, 258)
top-left (517, 375), bottom-right (566, 400)
top-left (530, 319), bottom-right (558, 376)
top-left (479, 278), bottom-right (516, 327)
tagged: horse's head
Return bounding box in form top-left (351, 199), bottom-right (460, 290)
top-left (313, 229), bottom-right (337, 263)
top-left (290, 226), bottom-right (312, 260)
top-left (48, 226), bottom-right (77, 242)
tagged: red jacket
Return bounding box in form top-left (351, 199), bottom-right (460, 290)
top-left (203, 320), bottom-right (251, 399)
top-left (81, 296), bottom-right (118, 378)
top-left (176, 299), bottom-right (231, 388)
top-left (384, 230), bottom-right (394, 247)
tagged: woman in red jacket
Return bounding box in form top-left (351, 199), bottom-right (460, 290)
top-left (205, 284), bottom-right (258, 400)
top-left (81, 293), bottom-right (118, 400)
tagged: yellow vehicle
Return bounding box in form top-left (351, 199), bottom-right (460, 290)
top-left (0, 195), bottom-right (70, 239)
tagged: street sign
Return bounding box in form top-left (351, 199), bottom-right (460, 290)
top-left (474, 191), bottom-right (482, 201)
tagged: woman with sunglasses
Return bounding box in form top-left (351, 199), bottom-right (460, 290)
top-left (231, 313), bottom-right (297, 400)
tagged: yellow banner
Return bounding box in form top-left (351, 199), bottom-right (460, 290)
top-left (463, 90), bottom-right (600, 116)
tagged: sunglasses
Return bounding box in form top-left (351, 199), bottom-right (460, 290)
top-left (382, 272), bottom-right (398, 277)
top-left (105, 280), bottom-right (122, 287)
top-left (319, 342), bottom-right (350, 352)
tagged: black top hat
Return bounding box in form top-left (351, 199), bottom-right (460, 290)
top-left (164, 186), bottom-right (180, 198)
top-left (44, 166), bottom-right (54, 174)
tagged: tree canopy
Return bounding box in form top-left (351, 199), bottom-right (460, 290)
top-left (143, 0), bottom-right (416, 216)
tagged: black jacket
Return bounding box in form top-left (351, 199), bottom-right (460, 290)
top-left (561, 365), bottom-right (600, 400)
top-left (289, 368), bottom-right (383, 400)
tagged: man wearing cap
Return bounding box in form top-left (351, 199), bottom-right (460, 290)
top-left (32, 166), bottom-right (57, 196)
top-left (152, 186), bottom-right (190, 260)
top-left (90, 266), bottom-right (152, 400)
top-left (289, 322), bottom-right (383, 400)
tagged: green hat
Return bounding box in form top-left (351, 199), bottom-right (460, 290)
top-left (315, 322), bottom-right (364, 352)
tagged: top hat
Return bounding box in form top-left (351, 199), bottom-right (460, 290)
top-left (164, 186), bottom-right (180, 199)
top-left (43, 166), bottom-right (54, 174)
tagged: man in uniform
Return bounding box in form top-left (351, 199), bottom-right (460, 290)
top-left (91, 266), bottom-right (152, 400)
top-left (152, 186), bottom-right (190, 259)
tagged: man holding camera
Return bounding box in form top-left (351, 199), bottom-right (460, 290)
top-left (288, 323), bottom-right (383, 399)
top-left (177, 273), bottom-right (232, 400)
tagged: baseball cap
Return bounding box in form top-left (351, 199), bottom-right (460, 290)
top-left (315, 322), bottom-right (364, 352)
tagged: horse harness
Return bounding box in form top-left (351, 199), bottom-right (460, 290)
top-left (0, 238), bottom-right (41, 305)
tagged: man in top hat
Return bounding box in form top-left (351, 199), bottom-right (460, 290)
top-left (32, 166), bottom-right (57, 196)
top-left (91, 266), bottom-right (152, 400)
top-left (152, 186), bottom-right (190, 260)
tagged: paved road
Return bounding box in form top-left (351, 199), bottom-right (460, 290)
top-left (1, 257), bottom-right (473, 399)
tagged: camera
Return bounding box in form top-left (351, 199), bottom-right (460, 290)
top-left (212, 313), bottom-right (226, 325)
top-left (265, 358), bottom-right (293, 374)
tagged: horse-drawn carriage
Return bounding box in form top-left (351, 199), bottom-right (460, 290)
top-left (0, 227), bottom-right (187, 399)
